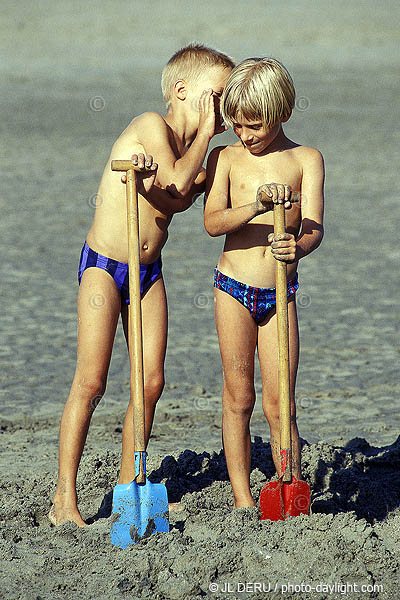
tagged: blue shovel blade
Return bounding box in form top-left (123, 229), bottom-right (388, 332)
top-left (110, 479), bottom-right (169, 549)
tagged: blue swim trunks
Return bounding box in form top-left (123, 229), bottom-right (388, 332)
top-left (78, 241), bottom-right (162, 304)
top-left (214, 267), bottom-right (299, 325)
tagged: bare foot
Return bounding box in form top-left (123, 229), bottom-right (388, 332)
top-left (48, 503), bottom-right (87, 527)
top-left (168, 502), bottom-right (183, 512)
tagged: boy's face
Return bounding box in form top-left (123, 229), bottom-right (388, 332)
top-left (187, 66), bottom-right (231, 133)
top-left (232, 116), bottom-right (281, 154)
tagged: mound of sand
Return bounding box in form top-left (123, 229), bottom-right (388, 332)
top-left (1, 436), bottom-right (399, 599)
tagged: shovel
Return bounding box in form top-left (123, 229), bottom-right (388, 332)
top-left (259, 196), bottom-right (311, 520)
top-left (109, 160), bottom-right (169, 548)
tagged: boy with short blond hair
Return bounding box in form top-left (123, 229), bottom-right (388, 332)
top-left (204, 57), bottom-right (324, 508)
top-left (49, 44), bottom-right (234, 527)
top-left (162, 44), bottom-right (235, 108)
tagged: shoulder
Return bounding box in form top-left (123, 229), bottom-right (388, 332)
top-left (115, 112), bottom-right (167, 145)
top-left (292, 145), bottom-right (324, 167)
top-left (134, 111), bottom-right (168, 130)
top-left (208, 143), bottom-right (241, 165)
top-left (207, 146), bottom-right (231, 174)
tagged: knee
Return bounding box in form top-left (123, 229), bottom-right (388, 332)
top-left (263, 397), bottom-right (297, 426)
top-left (144, 371), bottom-right (164, 404)
top-left (224, 386), bottom-right (255, 417)
top-left (73, 374), bottom-right (107, 409)
top-left (263, 400), bottom-right (280, 427)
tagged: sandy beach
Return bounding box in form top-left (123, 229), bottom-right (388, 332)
top-left (1, 1), bottom-right (399, 598)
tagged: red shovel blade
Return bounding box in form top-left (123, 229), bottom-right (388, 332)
top-left (282, 478), bottom-right (311, 517)
top-left (259, 481), bottom-right (285, 521)
top-left (260, 478), bottom-right (311, 521)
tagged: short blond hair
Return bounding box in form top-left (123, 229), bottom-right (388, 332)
top-left (221, 58), bottom-right (295, 129)
top-left (161, 43), bottom-right (235, 107)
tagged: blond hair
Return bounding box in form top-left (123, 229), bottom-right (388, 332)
top-left (161, 43), bottom-right (235, 107)
top-left (221, 58), bottom-right (295, 129)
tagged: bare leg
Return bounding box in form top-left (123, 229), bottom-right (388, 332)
top-left (49, 268), bottom-right (121, 526)
top-left (118, 276), bottom-right (167, 484)
top-left (214, 288), bottom-right (258, 508)
top-left (258, 296), bottom-right (301, 479)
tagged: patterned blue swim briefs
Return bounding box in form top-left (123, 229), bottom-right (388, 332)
top-left (214, 267), bottom-right (299, 325)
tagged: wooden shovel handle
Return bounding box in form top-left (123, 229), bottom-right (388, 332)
top-left (274, 203), bottom-right (292, 482)
top-left (111, 160), bottom-right (154, 172)
top-left (111, 162), bottom-right (146, 483)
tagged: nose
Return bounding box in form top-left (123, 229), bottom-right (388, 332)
top-left (241, 128), bottom-right (253, 144)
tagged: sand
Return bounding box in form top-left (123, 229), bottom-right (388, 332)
top-left (1, 1), bottom-right (399, 598)
top-left (1, 435), bottom-right (400, 599)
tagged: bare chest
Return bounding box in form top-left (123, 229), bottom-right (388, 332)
top-left (229, 156), bottom-right (302, 208)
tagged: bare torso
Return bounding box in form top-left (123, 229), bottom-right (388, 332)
top-left (218, 142), bottom-right (304, 287)
top-left (86, 117), bottom-right (175, 264)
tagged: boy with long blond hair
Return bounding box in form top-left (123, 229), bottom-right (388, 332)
top-left (204, 57), bottom-right (324, 508)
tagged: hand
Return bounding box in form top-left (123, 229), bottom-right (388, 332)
top-left (120, 154), bottom-right (158, 195)
top-left (255, 182), bottom-right (297, 214)
top-left (268, 232), bottom-right (297, 263)
top-left (197, 89), bottom-right (219, 141)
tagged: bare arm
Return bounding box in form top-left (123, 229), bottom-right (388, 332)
top-left (145, 167), bottom-right (206, 214)
top-left (112, 135), bottom-right (206, 215)
top-left (295, 149), bottom-right (325, 259)
top-left (267, 149), bottom-right (325, 263)
top-left (204, 147), bottom-right (264, 237)
top-left (138, 98), bottom-right (215, 198)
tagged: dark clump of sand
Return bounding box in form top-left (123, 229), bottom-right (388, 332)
top-left (1, 433), bottom-right (400, 600)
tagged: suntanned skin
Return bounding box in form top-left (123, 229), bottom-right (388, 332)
top-left (49, 64), bottom-right (231, 527)
top-left (204, 116), bottom-right (324, 508)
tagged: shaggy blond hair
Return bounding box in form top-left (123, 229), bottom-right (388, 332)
top-left (221, 58), bottom-right (295, 129)
top-left (161, 43), bottom-right (235, 107)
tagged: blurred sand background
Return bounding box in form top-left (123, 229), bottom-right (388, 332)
top-left (1, 1), bottom-right (399, 599)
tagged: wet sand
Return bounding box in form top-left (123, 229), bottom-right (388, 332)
top-left (1, 1), bottom-right (399, 598)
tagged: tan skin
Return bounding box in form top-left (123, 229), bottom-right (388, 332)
top-left (49, 65), bottom-right (231, 527)
top-left (204, 115), bottom-right (324, 507)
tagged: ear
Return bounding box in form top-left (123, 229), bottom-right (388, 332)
top-left (173, 79), bottom-right (187, 101)
top-left (281, 110), bottom-right (292, 123)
